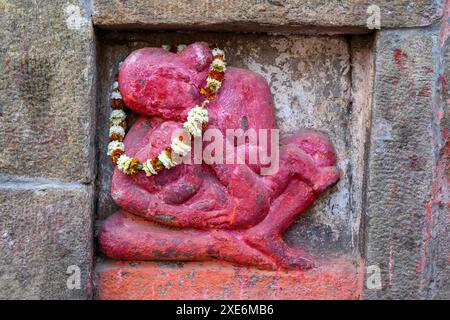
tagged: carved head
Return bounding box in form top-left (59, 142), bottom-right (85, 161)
top-left (118, 43), bottom-right (213, 121)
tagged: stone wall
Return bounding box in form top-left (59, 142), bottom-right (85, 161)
top-left (0, 0), bottom-right (95, 299)
top-left (0, 0), bottom-right (448, 299)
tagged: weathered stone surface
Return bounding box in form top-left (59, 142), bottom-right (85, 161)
top-left (432, 20), bottom-right (450, 300)
top-left (96, 259), bottom-right (363, 300)
top-left (96, 32), bottom-right (357, 259)
top-left (0, 180), bottom-right (94, 299)
top-left (0, 0), bottom-right (96, 182)
top-left (0, 0), bottom-right (446, 303)
top-left (93, 0), bottom-right (443, 31)
top-left (418, 3), bottom-right (450, 299)
top-left (349, 35), bottom-right (375, 258)
top-left (364, 27), bottom-right (448, 299)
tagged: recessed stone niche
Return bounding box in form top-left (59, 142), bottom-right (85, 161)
top-left (95, 30), bottom-right (374, 299)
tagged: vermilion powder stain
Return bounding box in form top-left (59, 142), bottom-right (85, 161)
top-left (394, 49), bottom-right (407, 68)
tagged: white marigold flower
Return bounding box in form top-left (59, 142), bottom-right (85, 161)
top-left (109, 125), bottom-right (125, 138)
top-left (187, 106), bottom-right (209, 124)
top-left (171, 138), bottom-right (191, 156)
top-left (212, 48), bottom-right (225, 58)
top-left (184, 106), bottom-right (208, 137)
top-left (111, 91), bottom-right (122, 99)
top-left (110, 109), bottom-right (126, 123)
top-left (117, 154), bottom-right (132, 174)
top-left (111, 119), bottom-right (124, 126)
top-left (143, 159), bottom-right (158, 176)
top-left (107, 140), bottom-right (125, 156)
top-left (206, 78), bottom-right (222, 91)
top-left (161, 45), bottom-right (170, 51)
top-left (158, 151), bottom-right (175, 169)
top-left (211, 58), bottom-right (227, 72)
top-left (183, 120), bottom-right (202, 137)
top-left (177, 44), bottom-right (187, 52)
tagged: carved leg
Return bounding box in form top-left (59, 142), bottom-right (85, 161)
top-left (100, 179), bottom-right (320, 270)
top-left (99, 210), bottom-right (278, 269)
top-left (242, 179), bottom-right (319, 270)
top-left (111, 171), bottom-right (236, 229)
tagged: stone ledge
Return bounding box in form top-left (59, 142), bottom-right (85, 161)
top-left (93, 0), bottom-right (444, 31)
top-left (95, 258), bottom-right (364, 300)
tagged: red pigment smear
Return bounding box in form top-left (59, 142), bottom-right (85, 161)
top-left (19, 60), bottom-right (25, 73)
top-left (134, 82), bottom-right (141, 93)
top-left (425, 202), bottom-right (432, 243)
top-left (419, 139), bottom-right (450, 273)
top-left (439, 74), bottom-right (447, 94)
top-left (416, 260), bottom-right (422, 273)
top-left (410, 155), bottom-right (418, 170)
top-left (390, 182), bottom-right (398, 199)
top-left (394, 49), bottom-right (407, 69)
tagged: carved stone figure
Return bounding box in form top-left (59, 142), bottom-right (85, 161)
top-left (99, 43), bottom-right (340, 270)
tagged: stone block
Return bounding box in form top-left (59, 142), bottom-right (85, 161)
top-left (0, 0), bottom-right (96, 183)
top-left (0, 181), bottom-right (94, 299)
top-left (364, 28), bottom-right (445, 299)
top-left (418, 4), bottom-right (450, 299)
top-left (92, 0), bottom-right (443, 31)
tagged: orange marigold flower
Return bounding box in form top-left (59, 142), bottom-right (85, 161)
top-left (200, 87), bottom-right (216, 100)
top-left (156, 162), bottom-right (164, 171)
top-left (128, 158), bottom-right (141, 175)
top-left (119, 121), bottom-right (127, 129)
top-left (208, 70), bottom-right (225, 82)
top-left (110, 133), bottom-right (124, 142)
top-left (111, 149), bottom-right (125, 164)
top-left (151, 157), bottom-right (164, 171)
top-left (109, 121), bottom-right (127, 130)
top-left (111, 99), bottom-right (125, 109)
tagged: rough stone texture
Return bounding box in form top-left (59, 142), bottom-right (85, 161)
top-left (0, 0), bottom-right (96, 300)
top-left (350, 36), bottom-right (375, 258)
top-left (0, 0), bottom-right (446, 301)
top-left (433, 18), bottom-right (450, 300)
top-left (364, 26), bottom-right (449, 299)
top-left (0, 181), bottom-right (94, 299)
top-left (92, 0), bottom-right (444, 32)
top-left (96, 32), bottom-right (358, 259)
top-left (0, 0), bottom-right (96, 183)
top-left (418, 2), bottom-right (450, 299)
top-left (95, 259), bottom-right (363, 300)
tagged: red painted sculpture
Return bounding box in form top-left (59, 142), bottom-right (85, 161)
top-left (99, 43), bottom-right (340, 270)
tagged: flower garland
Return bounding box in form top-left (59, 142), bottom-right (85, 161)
top-left (107, 47), bottom-right (227, 176)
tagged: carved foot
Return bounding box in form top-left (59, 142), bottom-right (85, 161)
top-left (242, 228), bottom-right (315, 270)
